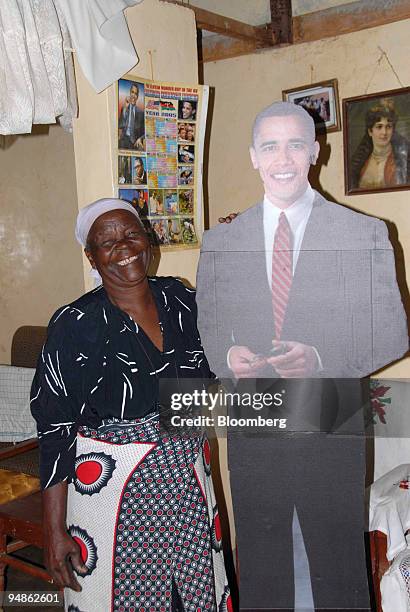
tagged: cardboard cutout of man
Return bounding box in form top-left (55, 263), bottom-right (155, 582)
top-left (196, 102), bottom-right (408, 610)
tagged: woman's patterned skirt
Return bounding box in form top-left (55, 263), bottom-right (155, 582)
top-left (64, 414), bottom-right (231, 612)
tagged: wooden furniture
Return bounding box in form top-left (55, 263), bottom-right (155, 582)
top-left (0, 326), bottom-right (48, 595)
top-left (370, 530), bottom-right (389, 612)
top-left (0, 491), bottom-right (52, 591)
top-left (10, 325), bottom-right (47, 369)
top-left (0, 324), bottom-right (46, 491)
top-left (0, 323), bottom-right (41, 503)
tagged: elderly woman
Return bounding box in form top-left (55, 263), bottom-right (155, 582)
top-left (31, 199), bottom-right (230, 612)
top-left (351, 98), bottom-right (410, 189)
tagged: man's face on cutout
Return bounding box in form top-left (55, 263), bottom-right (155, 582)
top-left (250, 115), bottom-right (319, 209)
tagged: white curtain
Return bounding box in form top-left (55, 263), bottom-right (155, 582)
top-left (0, 0), bottom-right (142, 135)
top-left (0, 0), bottom-right (77, 134)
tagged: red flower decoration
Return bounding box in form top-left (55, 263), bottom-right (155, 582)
top-left (370, 381), bottom-right (391, 424)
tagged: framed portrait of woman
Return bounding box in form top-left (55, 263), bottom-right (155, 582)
top-left (343, 87), bottom-right (410, 195)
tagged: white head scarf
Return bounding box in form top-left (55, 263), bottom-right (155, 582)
top-left (75, 198), bottom-right (142, 286)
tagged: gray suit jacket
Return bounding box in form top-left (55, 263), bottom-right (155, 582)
top-left (196, 191), bottom-right (408, 380)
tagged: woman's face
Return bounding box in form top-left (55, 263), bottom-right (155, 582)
top-left (85, 209), bottom-right (150, 287)
top-left (368, 117), bottom-right (394, 148)
top-left (186, 126), bottom-right (194, 141)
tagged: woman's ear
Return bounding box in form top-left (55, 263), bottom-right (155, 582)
top-left (84, 247), bottom-right (96, 269)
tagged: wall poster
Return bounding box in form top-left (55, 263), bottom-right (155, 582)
top-left (116, 75), bottom-right (209, 249)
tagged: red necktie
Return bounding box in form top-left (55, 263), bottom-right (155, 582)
top-left (272, 212), bottom-right (293, 339)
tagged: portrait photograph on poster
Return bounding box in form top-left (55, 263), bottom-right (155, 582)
top-left (178, 99), bottom-right (197, 121)
top-left (178, 166), bottom-right (194, 186)
top-left (132, 156), bottom-right (147, 185)
top-left (164, 190), bottom-right (178, 215)
top-left (181, 217), bottom-right (198, 244)
top-left (118, 79), bottom-right (146, 151)
top-left (343, 87), bottom-right (410, 195)
top-left (149, 189), bottom-right (164, 216)
top-left (283, 79), bottom-right (341, 133)
top-left (179, 189), bottom-right (194, 215)
top-left (118, 155), bottom-right (132, 185)
top-left (118, 188), bottom-right (149, 218)
top-left (178, 145), bottom-right (195, 164)
top-left (152, 218), bottom-right (169, 245)
top-left (178, 122), bottom-right (195, 142)
top-left (167, 219), bottom-right (183, 244)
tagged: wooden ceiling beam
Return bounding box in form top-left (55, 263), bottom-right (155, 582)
top-left (202, 0), bottom-right (410, 62)
top-left (293, 0), bottom-right (410, 42)
top-left (160, 0), bottom-right (273, 44)
top-left (270, 0), bottom-right (293, 44)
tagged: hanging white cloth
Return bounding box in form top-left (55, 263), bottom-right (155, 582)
top-left (55, 0), bottom-right (143, 93)
top-left (31, 0), bottom-right (67, 119)
top-left (0, 0), bottom-right (78, 135)
top-left (17, 0), bottom-right (56, 125)
top-left (0, 0), bottom-right (36, 134)
top-left (53, 2), bottom-right (78, 132)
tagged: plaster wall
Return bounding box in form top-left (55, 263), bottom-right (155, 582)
top-left (0, 126), bottom-right (82, 363)
top-left (72, 0), bottom-right (201, 290)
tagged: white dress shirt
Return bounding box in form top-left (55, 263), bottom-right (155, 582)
top-left (263, 185), bottom-right (314, 286)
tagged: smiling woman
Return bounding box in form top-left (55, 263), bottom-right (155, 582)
top-left (30, 198), bottom-right (230, 611)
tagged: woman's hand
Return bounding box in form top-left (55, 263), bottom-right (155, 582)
top-left (44, 528), bottom-right (87, 591)
top-left (42, 481), bottom-right (87, 591)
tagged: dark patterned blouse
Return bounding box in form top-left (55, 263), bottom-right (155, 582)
top-left (30, 277), bottom-right (213, 489)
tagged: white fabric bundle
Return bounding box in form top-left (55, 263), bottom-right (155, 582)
top-left (55, 0), bottom-right (142, 93)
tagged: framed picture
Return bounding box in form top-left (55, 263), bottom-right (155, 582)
top-left (343, 87), bottom-right (410, 195)
top-left (282, 79), bottom-right (341, 133)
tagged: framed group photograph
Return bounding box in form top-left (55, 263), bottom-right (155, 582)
top-left (343, 87), bottom-right (410, 195)
top-left (282, 78), bottom-right (341, 133)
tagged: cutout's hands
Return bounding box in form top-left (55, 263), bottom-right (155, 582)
top-left (267, 341), bottom-right (319, 377)
top-left (218, 213), bottom-right (239, 224)
top-left (229, 345), bottom-right (267, 378)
